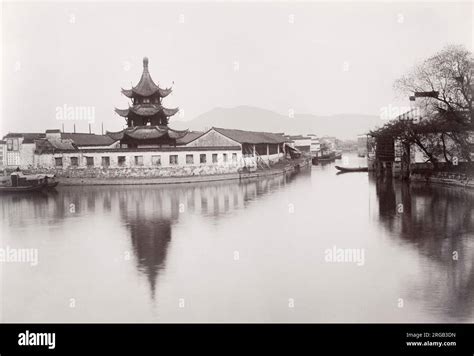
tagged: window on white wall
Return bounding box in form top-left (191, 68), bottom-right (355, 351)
top-left (151, 155), bottom-right (161, 166)
top-left (6, 139), bottom-right (19, 151)
top-left (134, 156), bottom-right (144, 166)
top-left (169, 155), bottom-right (178, 165)
top-left (12, 139), bottom-right (19, 151)
top-left (102, 157), bottom-right (110, 167)
top-left (86, 157), bottom-right (94, 167)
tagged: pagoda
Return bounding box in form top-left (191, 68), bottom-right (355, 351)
top-left (112, 57), bottom-right (188, 148)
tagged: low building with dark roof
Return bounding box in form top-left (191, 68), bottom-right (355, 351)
top-left (1, 130), bottom-right (120, 169)
top-left (184, 127), bottom-right (288, 161)
top-left (1, 124), bottom-right (293, 172)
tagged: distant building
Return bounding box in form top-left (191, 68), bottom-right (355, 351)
top-left (357, 135), bottom-right (368, 157)
top-left (320, 136), bottom-right (337, 151)
top-left (285, 135), bottom-right (311, 152)
top-left (307, 134), bottom-right (321, 158)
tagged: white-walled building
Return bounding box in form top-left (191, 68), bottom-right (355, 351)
top-left (1, 127), bottom-right (288, 177)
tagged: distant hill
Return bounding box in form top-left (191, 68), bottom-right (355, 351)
top-left (173, 106), bottom-right (381, 139)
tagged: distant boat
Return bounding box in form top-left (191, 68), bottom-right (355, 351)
top-left (312, 151), bottom-right (336, 164)
top-left (335, 165), bottom-right (368, 173)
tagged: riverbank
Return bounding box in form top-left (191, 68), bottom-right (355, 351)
top-left (410, 171), bottom-right (474, 189)
top-left (52, 158), bottom-right (310, 186)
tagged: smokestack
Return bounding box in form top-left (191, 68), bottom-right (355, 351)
top-left (62, 123), bottom-right (64, 133)
top-left (101, 122), bottom-right (104, 135)
top-left (89, 123), bottom-right (91, 134)
top-left (74, 124), bottom-right (76, 133)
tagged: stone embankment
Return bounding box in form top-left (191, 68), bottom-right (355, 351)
top-left (18, 158), bottom-right (310, 186)
top-left (410, 171), bottom-right (474, 189)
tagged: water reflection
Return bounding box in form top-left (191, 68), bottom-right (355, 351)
top-left (375, 178), bottom-right (474, 321)
top-left (2, 160), bottom-right (473, 322)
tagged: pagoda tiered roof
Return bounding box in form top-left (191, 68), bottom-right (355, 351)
top-left (121, 57), bottom-right (172, 98)
top-left (121, 87), bottom-right (172, 99)
top-left (107, 126), bottom-right (189, 142)
top-left (114, 105), bottom-right (179, 118)
top-left (115, 57), bottom-right (179, 126)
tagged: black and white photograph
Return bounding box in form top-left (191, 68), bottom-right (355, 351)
top-left (0, 0), bottom-right (473, 353)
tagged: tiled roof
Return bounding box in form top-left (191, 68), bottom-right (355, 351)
top-left (213, 127), bottom-right (288, 144)
top-left (114, 105), bottom-right (179, 118)
top-left (286, 135), bottom-right (309, 140)
top-left (45, 129), bottom-right (61, 133)
top-left (35, 138), bottom-right (77, 153)
top-left (122, 87), bottom-right (171, 99)
top-left (3, 132), bottom-right (46, 143)
top-left (106, 130), bottom-right (124, 141)
top-left (162, 107), bottom-right (179, 116)
top-left (3, 132), bottom-right (118, 147)
top-left (123, 126), bottom-right (188, 140)
top-left (121, 57), bottom-right (173, 98)
top-left (176, 131), bottom-right (204, 145)
top-left (61, 133), bottom-right (117, 146)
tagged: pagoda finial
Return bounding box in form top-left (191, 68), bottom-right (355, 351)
top-left (143, 57), bottom-right (149, 69)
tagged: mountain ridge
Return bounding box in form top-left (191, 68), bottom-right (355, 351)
top-left (172, 106), bottom-right (381, 139)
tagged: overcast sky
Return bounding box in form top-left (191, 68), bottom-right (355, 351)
top-left (1, 1), bottom-right (472, 135)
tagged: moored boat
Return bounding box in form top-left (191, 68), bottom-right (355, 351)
top-left (0, 172), bottom-right (59, 193)
top-left (0, 182), bottom-right (47, 193)
top-left (335, 165), bottom-right (368, 173)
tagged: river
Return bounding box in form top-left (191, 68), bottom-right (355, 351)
top-left (1, 153), bottom-right (473, 322)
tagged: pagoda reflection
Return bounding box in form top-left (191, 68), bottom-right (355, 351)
top-left (115, 173), bottom-right (295, 299)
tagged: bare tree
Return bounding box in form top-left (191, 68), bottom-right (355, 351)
top-left (393, 45), bottom-right (473, 162)
top-left (395, 44), bottom-right (472, 124)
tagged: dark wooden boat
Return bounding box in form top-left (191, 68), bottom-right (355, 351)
top-left (335, 165), bottom-right (368, 173)
top-left (0, 172), bottom-right (58, 193)
top-left (0, 183), bottom-right (47, 193)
